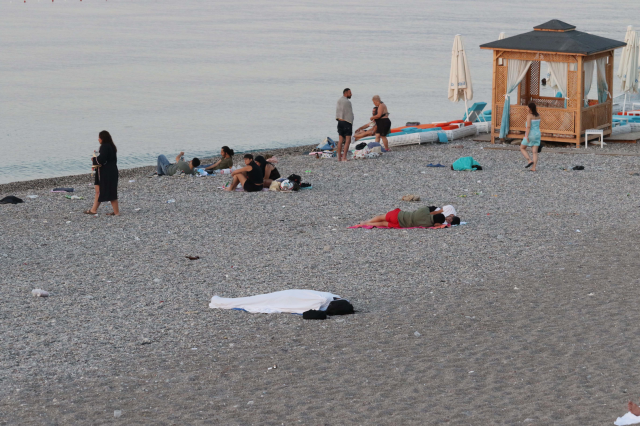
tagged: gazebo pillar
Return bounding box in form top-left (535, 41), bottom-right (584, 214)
top-left (576, 56), bottom-right (584, 146)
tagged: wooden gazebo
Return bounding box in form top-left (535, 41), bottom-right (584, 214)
top-left (480, 20), bottom-right (626, 147)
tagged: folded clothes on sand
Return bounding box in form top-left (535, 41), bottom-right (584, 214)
top-left (209, 289), bottom-right (343, 314)
top-left (615, 412), bottom-right (640, 425)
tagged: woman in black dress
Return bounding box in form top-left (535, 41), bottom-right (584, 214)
top-left (254, 155), bottom-right (281, 188)
top-left (370, 95), bottom-right (392, 152)
top-left (85, 130), bottom-right (120, 215)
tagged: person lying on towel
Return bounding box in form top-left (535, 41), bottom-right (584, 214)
top-left (358, 208), bottom-right (451, 229)
top-left (353, 107), bottom-right (378, 141)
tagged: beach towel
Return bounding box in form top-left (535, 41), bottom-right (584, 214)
top-left (452, 156), bottom-right (482, 171)
top-left (349, 223), bottom-right (450, 230)
top-left (209, 289), bottom-right (342, 314)
top-left (218, 186), bottom-right (269, 192)
top-left (615, 412), bottom-right (640, 425)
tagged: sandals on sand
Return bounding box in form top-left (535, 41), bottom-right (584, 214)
top-left (106, 212), bottom-right (119, 216)
top-left (525, 162), bottom-right (534, 168)
top-left (83, 210), bottom-right (97, 215)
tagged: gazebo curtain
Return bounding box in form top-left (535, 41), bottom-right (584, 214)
top-left (547, 62), bottom-right (569, 98)
top-left (583, 61), bottom-right (595, 106)
top-left (596, 58), bottom-right (609, 103)
top-left (499, 59), bottom-right (532, 138)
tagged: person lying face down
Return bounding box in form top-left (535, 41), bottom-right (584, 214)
top-left (359, 207), bottom-right (447, 228)
top-left (428, 205), bottom-right (460, 225)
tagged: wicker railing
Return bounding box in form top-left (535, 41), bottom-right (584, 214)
top-left (495, 105), bottom-right (575, 134)
top-left (581, 102), bottom-right (612, 131)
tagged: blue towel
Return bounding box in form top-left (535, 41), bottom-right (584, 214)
top-left (437, 132), bottom-right (449, 143)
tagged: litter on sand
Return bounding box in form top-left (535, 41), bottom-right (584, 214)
top-left (32, 289), bottom-right (49, 297)
top-left (426, 163), bottom-right (446, 167)
top-left (185, 255), bottom-right (200, 260)
top-left (27, 195), bottom-right (38, 199)
top-left (209, 289), bottom-right (352, 316)
top-left (615, 411), bottom-right (640, 425)
top-left (65, 195), bottom-right (84, 200)
top-left (401, 194), bottom-right (421, 201)
top-left (51, 188), bottom-right (74, 193)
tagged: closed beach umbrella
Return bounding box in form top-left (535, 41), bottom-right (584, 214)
top-left (448, 34), bottom-right (473, 116)
top-left (618, 26), bottom-right (640, 113)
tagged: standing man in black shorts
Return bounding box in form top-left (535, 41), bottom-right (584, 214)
top-left (336, 88), bottom-right (354, 162)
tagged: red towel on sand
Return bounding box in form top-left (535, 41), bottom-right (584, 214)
top-left (349, 223), bottom-right (450, 230)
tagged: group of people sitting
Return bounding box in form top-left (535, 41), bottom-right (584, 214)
top-left (359, 204), bottom-right (461, 228)
top-left (156, 146), bottom-right (280, 192)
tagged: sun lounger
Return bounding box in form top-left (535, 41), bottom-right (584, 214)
top-left (463, 102), bottom-right (487, 122)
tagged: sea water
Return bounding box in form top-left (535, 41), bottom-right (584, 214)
top-left (0, 0), bottom-right (636, 184)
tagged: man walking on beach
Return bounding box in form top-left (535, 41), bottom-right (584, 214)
top-left (336, 88), bottom-right (354, 162)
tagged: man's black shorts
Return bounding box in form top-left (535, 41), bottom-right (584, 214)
top-left (337, 120), bottom-right (353, 137)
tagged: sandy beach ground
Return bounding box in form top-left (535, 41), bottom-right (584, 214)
top-left (2, 139), bottom-right (640, 425)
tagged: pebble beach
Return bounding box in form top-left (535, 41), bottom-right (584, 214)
top-left (2, 139), bottom-right (640, 424)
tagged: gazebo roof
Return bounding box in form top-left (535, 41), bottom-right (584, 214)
top-left (480, 20), bottom-right (626, 55)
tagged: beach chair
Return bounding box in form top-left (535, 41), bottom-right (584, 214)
top-left (463, 102), bottom-right (487, 122)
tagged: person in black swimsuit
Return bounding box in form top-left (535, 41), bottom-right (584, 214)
top-left (370, 95), bottom-right (392, 151)
top-left (254, 155), bottom-right (281, 188)
top-left (225, 153), bottom-right (264, 192)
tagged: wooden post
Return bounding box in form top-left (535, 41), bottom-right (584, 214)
top-left (491, 50), bottom-right (498, 144)
top-left (607, 51), bottom-right (614, 135)
top-left (576, 56), bottom-right (584, 148)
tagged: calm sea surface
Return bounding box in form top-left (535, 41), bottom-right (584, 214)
top-left (1, 0), bottom-right (638, 184)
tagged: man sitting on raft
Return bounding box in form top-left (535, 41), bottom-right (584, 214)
top-left (224, 154), bottom-right (263, 192)
top-left (359, 207), bottom-right (452, 228)
top-left (354, 108), bottom-right (378, 141)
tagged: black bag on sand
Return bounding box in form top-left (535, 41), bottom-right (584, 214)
top-left (303, 310), bottom-right (327, 320)
top-left (325, 299), bottom-right (355, 316)
top-left (287, 174), bottom-right (301, 185)
top-left (355, 142), bottom-right (367, 150)
top-left (0, 196), bottom-right (24, 205)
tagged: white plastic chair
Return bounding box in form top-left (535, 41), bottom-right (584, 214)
top-left (585, 129), bottom-right (604, 149)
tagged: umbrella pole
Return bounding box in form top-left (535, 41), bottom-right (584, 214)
top-left (464, 92), bottom-right (469, 122)
top-left (623, 93), bottom-right (627, 114)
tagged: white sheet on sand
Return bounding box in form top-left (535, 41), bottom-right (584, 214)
top-left (615, 412), bottom-right (640, 425)
top-left (209, 289), bottom-right (341, 314)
